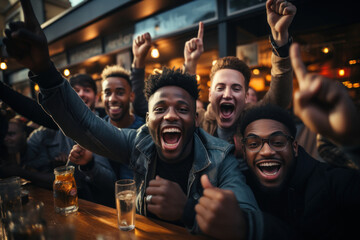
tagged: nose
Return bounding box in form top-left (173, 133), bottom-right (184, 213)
top-left (259, 141), bottom-right (276, 156)
top-left (164, 107), bottom-right (179, 122)
top-left (78, 89), bottom-right (85, 98)
top-left (108, 92), bottom-right (116, 102)
top-left (223, 86), bottom-right (232, 99)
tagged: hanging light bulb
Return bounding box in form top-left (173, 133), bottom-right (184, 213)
top-left (0, 59), bottom-right (7, 70)
top-left (151, 45), bottom-right (160, 58)
top-left (63, 69), bottom-right (70, 77)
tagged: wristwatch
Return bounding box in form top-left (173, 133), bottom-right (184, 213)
top-left (269, 34), bottom-right (293, 58)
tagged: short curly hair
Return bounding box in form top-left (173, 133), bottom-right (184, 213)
top-left (101, 65), bottom-right (131, 88)
top-left (144, 67), bottom-right (199, 101)
top-left (210, 56), bottom-right (251, 91)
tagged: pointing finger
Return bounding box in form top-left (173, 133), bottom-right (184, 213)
top-left (20, 0), bottom-right (41, 29)
top-left (290, 43), bottom-right (308, 87)
top-left (197, 22), bottom-right (204, 40)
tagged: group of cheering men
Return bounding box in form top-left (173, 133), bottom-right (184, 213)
top-left (1, 0), bottom-right (359, 239)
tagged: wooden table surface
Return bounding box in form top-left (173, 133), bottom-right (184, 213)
top-left (24, 184), bottom-right (209, 240)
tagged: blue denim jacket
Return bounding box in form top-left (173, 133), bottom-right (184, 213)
top-left (32, 66), bottom-right (263, 240)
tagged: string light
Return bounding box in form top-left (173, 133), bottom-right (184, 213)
top-left (151, 45), bottom-right (160, 58)
top-left (0, 60), bottom-right (7, 70)
top-left (63, 69), bottom-right (70, 77)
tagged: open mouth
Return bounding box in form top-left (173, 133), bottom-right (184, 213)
top-left (109, 106), bottom-right (122, 114)
top-left (220, 103), bottom-right (234, 120)
top-left (256, 161), bottom-right (282, 178)
top-left (161, 127), bottom-right (182, 151)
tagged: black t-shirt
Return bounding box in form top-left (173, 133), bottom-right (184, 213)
top-left (147, 150), bottom-right (194, 226)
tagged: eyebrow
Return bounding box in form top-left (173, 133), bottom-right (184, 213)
top-left (152, 100), bottom-right (190, 108)
top-left (246, 131), bottom-right (286, 138)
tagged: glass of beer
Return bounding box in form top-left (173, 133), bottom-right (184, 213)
top-left (115, 179), bottom-right (136, 231)
top-left (53, 165), bottom-right (78, 215)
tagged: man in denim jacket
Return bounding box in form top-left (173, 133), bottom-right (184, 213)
top-left (3, 1), bottom-right (263, 239)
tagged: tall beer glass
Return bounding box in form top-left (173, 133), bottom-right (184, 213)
top-left (115, 179), bottom-right (136, 231)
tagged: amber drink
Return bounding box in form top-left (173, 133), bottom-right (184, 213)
top-left (53, 166), bottom-right (78, 215)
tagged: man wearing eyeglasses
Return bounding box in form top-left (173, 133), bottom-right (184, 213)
top-left (235, 104), bottom-right (360, 239)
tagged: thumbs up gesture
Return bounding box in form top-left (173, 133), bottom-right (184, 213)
top-left (3, 0), bottom-right (51, 74)
top-left (195, 175), bottom-right (248, 239)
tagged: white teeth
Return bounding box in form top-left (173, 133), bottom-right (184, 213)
top-left (163, 128), bottom-right (181, 133)
top-left (164, 143), bottom-right (177, 147)
top-left (264, 171), bottom-right (278, 176)
top-left (258, 162), bottom-right (280, 167)
top-left (110, 106), bottom-right (120, 109)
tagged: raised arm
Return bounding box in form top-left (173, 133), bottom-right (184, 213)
top-left (290, 43), bottom-right (360, 146)
top-left (183, 22), bottom-right (204, 75)
top-left (3, 0), bottom-right (135, 165)
top-left (258, 0), bottom-right (296, 108)
top-left (0, 81), bottom-right (58, 130)
top-left (131, 32), bottom-right (152, 119)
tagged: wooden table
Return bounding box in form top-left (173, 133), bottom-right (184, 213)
top-left (24, 184), bottom-right (209, 240)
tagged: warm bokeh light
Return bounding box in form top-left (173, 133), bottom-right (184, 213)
top-left (207, 81), bottom-right (211, 87)
top-left (353, 83), bottom-right (360, 88)
top-left (322, 47), bottom-right (329, 54)
top-left (249, 77), bottom-right (265, 91)
top-left (34, 84), bottom-right (40, 91)
top-left (347, 83), bottom-right (353, 88)
top-left (212, 60), bottom-right (217, 66)
top-left (265, 74), bottom-right (272, 82)
top-left (252, 68), bottom-right (260, 75)
top-left (152, 68), bottom-right (162, 74)
top-left (0, 62), bottom-right (7, 70)
top-left (338, 69), bottom-right (345, 77)
top-left (349, 60), bottom-right (357, 65)
top-left (196, 75), bottom-right (200, 82)
top-left (151, 48), bottom-right (160, 58)
top-left (64, 69), bottom-right (70, 77)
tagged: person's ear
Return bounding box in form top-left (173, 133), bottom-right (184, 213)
top-left (195, 112), bottom-right (199, 127)
top-left (292, 139), bottom-right (298, 157)
top-left (130, 91), bottom-right (135, 103)
top-left (145, 112), bottom-right (149, 126)
top-left (208, 86), bottom-right (212, 102)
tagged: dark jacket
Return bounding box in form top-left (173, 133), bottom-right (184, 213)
top-left (245, 146), bottom-right (360, 240)
top-left (31, 64), bottom-right (264, 239)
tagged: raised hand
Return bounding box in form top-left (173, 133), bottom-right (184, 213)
top-left (145, 175), bottom-right (187, 221)
top-left (3, 0), bottom-right (51, 74)
top-left (266, 0), bottom-right (296, 46)
top-left (195, 175), bottom-right (247, 239)
top-left (132, 32), bottom-right (152, 68)
top-left (290, 43), bottom-right (359, 145)
top-left (68, 144), bottom-right (94, 166)
top-left (183, 22), bottom-right (204, 75)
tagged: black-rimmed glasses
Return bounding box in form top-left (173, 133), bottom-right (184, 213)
top-left (242, 134), bottom-right (294, 153)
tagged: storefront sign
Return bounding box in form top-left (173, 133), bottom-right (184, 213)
top-left (104, 27), bottom-right (134, 53)
top-left (69, 38), bottom-right (102, 64)
top-left (134, 0), bottom-right (217, 38)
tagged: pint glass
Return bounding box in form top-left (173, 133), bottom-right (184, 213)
top-left (115, 179), bottom-right (136, 231)
top-left (53, 165), bottom-right (78, 215)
